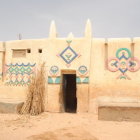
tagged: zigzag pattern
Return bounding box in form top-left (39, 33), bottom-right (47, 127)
top-left (5, 63), bottom-right (36, 86)
top-left (6, 63), bottom-right (36, 67)
top-left (6, 66), bottom-right (35, 75)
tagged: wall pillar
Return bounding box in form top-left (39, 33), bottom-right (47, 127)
top-left (0, 42), bottom-right (5, 83)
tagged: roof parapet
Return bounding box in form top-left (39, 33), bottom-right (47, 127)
top-left (49, 20), bottom-right (57, 38)
top-left (85, 19), bottom-right (92, 38)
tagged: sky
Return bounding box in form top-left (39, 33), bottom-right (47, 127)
top-left (0, 0), bottom-right (140, 41)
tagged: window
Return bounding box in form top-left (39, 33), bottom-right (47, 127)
top-left (27, 49), bottom-right (31, 53)
top-left (38, 49), bottom-right (42, 53)
top-left (12, 49), bottom-right (26, 58)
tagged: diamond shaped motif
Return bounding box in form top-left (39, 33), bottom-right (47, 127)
top-left (60, 46), bottom-right (78, 64)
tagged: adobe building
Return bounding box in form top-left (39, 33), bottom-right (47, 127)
top-left (0, 19), bottom-right (140, 115)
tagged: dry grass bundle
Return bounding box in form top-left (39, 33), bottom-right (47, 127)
top-left (19, 63), bottom-right (46, 115)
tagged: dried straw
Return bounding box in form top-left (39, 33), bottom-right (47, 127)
top-left (19, 63), bottom-right (46, 115)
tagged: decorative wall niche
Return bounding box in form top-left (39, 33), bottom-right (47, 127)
top-left (12, 49), bottom-right (26, 58)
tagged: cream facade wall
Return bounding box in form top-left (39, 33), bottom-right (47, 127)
top-left (0, 20), bottom-right (140, 113)
top-left (89, 38), bottom-right (140, 113)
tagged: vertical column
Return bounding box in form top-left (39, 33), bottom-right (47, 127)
top-left (0, 52), bottom-right (3, 82)
top-left (131, 38), bottom-right (134, 57)
top-left (0, 42), bottom-right (5, 83)
top-left (104, 39), bottom-right (108, 69)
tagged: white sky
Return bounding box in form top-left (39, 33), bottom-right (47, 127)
top-left (0, 0), bottom-right (140, 41)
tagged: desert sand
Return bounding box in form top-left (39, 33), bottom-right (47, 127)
top-left (0, 112), bottom-right (140, 140)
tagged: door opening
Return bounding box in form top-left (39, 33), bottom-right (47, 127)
top-left (62, 74), bottom-right (77, 113)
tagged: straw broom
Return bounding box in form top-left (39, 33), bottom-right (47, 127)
top-left (19, 63), bottom-right (46, 115)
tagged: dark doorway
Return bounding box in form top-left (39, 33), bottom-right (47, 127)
top-left (62, 74), bottom-right (77, 113)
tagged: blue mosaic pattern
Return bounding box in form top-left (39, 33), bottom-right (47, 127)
top-left (60, 46), bottom-right (78, 64)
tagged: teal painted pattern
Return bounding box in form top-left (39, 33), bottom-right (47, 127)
top-left (78, 65), bottom-right (88, 76)
top-left (48, 77), bottom-right (54, 84)
top-left (5, 63), bottom-right (36, 86)
top-left (83, 77), bottom-right (89, 83)
top-left (48, 76), bottom-right (61, 84)
top-left (77, 77), bottom-right (89, 84)
top-left (48, 76), bottom-right (89, 84)
top-left (55, 77), bottom-right (61, 84)
top-left (76, 77), bottom-right (81, 83)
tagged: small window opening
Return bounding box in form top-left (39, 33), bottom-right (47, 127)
top-left (38, 49), bottom-right (42, 53)
top-left (12, 49), bottom-right (26, 58)
top-left (27, 49), bottom-right (31, 53)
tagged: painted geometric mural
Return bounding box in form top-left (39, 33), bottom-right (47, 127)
top-left (48, 65), bottom-right (60, 84)
top-left (108, 48), bottom-right (140, 79)
top-left (49, 65), bottom-right (59, 77)
top-left (48, 76), bottom-right (89, 84)
top-left (57, 40), bottom-right (81, 67)
top-left (5, 63), bottom-right (36, 86)
top-left (76, 77), bottom-right (89, 84)
top-left (77, 65), bottom-right (89, 84)
top-left (48, 65), bottom-right (89, 84)
top-left (60, 46), bottom-right (78, 64)
top-left (48, 76), bottom-right (61, 84)
top-left (78, 65), bottom-right (88, 76)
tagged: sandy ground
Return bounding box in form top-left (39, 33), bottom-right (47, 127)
top-left (0, 112), bottom-right (140, 140)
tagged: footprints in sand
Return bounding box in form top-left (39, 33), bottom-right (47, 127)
top-left (28, 127), bottom-right (98, 140)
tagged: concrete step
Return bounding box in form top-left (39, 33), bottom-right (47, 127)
top-left (98, 106), bottom-right (140, 122)
top-left (0, 100), bottom-right (24, 113)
